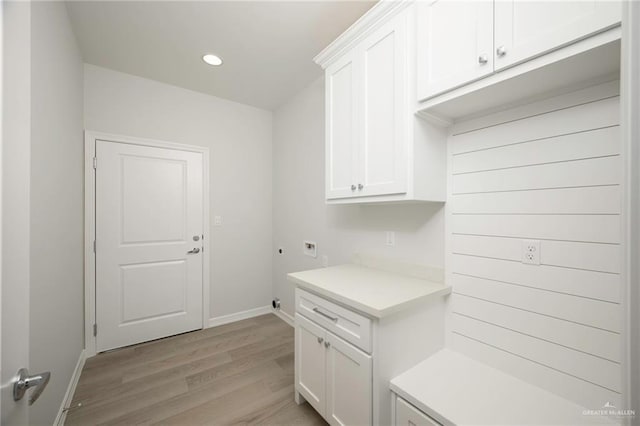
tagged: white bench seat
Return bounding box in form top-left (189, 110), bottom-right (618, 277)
top-left (390, 349), bottom-right (617, 426)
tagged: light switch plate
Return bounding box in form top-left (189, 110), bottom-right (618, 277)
top-left (386, 231), bottom-right (395, 247)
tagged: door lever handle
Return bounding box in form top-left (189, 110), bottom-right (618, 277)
top-left (13, 368), bottom-right (51, 405)
top-left (187, 248), bottom-right (200, 254)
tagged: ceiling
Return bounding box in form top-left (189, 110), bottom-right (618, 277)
top-left (66, 1), bottom-right (375, 110)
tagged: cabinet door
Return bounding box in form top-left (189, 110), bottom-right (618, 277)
top-left (326, 333), bottom-right (372, 426)
top-left (295, 314), bottom-right (327, 416)
top-left (359, 14), bottom-right (408, 197)
top-left (326, 51), bottom-right (359, 200)
top-left (417, 0), bottom-right (493, 100)
top-left (494, 1), bottom-right (621, 70)
top-left (395, 397), bottom-right (441, 426)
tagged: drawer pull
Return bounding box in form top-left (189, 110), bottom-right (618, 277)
top-left (313, 307), bottom-right (338, 322)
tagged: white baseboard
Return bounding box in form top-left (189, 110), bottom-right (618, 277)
top-left (207, 305), bottom-right (271, 328)
top-left (273, 309), bottom-right (294, 327)
top-left (55, 349), bottom-right (86, 426)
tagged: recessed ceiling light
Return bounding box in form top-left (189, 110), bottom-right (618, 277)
top-left (202, 54), bottom-right (223, 66)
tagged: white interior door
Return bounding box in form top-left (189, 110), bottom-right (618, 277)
top-left (95, 140), bottom-right (204, 352)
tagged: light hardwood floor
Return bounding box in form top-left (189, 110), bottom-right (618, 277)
top-left (65, 314), bottom-right (326, 425)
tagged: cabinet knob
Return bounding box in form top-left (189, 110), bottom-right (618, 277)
top-left (358, 183), bottom-right (364, 190)
top-left (317, 337), bottom-right (324, 344)
top-left (324, 341), bottom-right (331, 348)
top-left (478, 54), bottom-right (488, 65)
top-left (351, 184), bottom-right (356, 191)
top-left (496, 46), bottom-right (507, 57)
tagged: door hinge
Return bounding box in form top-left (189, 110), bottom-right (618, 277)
top-left (93, 157), bottom-right (97, 170)
top-left (93, 324), bottom-right (97, 336)
top-left (93, 240), bottom-right (96, 253)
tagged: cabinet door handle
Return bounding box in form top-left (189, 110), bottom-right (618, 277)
top-left (317, 336), bottom-right (324, 344)
top-left (358, 183), bottom-right (364, 190)
top-left (351, 184), bottom-right (356, 191)
top-left (496, 46), bottom-right (507, 57)
top-left (324, 341), bottom-right (331, 348)
top-left (478, 54), bottom-right (488, 65)
top-left (313, 307), bottom-right (338, 322)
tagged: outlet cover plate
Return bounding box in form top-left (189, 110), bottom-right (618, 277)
top-left (521, 239), bottom-right (541, 265)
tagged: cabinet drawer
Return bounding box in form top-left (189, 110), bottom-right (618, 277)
top-left (295, 288), bottom-right (372, 353)
top-left (395, 397), bottom-right (441, 426)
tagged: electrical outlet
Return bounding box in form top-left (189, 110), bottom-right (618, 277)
top-left (214, 216), bottom-right (223, 226)
top-left (521, 240), bottom-right (541, 265)
top-left (386, 231), bottom-right (395, 247)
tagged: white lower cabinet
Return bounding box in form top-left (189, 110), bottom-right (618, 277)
top-left (294, 286), bottom-right (448, 425)
top-left (295, 313), bottom-right (372, 426)
top-left (395, 397), bottom-right (441, 426)
top-left (326, 332), bottom-right (372, 425)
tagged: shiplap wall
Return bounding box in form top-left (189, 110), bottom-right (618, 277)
top-left (447, 82), bottom-right (622, 409)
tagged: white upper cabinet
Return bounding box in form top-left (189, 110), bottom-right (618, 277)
top-left (317, 4), bottom-right (447, 204)
top-left (325, 13), bottom-right (409, 200)
top-left (417, 0), bottom-right (493, 100)
top-left (326, 52), bottom-right (359, 199)
top-left (360, 17), bottom-right (408, 198)
top-left (494, 0), bottom-right (621, 70)
top-left (417, 0), bottom-right (621, 103)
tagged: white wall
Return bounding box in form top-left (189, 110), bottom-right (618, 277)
top-left (0, 2), bottom-right (85, 424)
top-left (272, 78), bottom-right (445, 319)
top-left (1, 1), bottom-right (32, 424)
top-left (446, 81), bottom-right (622, 410)
top-left (84, 65), bottom-right (273, 321)
top-left (29, 2), bottom-right (85, 424)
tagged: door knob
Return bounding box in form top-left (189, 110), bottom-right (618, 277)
top-left (187, 248), bottom-right (200, 254)
top-left (13, 368), bottom-right (50, 405)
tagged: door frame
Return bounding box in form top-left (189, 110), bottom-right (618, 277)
top-left (84, 131), bottom-right (211, 357)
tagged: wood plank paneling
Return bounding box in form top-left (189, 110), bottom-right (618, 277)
top-left (453, 126), bottom-right (620, 174)
top-left (451, 254), bottom-right (620, 302)
top-left (453, 274), bottom-right (621, 332)
top-left (452, 314), bottom-right (620, 391)
top-left (448, 92), bottom-right (622, 409)
top-left (453, 155), bottom-right (620, 194)
top-left (450, 333), bottom-right (621, 409)
top-left (451, 234), bottom-right (621, 273)
top-left (451, 97), bottom-right (620, 154)
top-left (452, 185), bottom-right (620, 215)
top-left (452, 294), bottom-right (620, 362)
top-left (452, 214), bottom-right (620, 244)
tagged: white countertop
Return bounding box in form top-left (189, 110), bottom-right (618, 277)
top-left (390, 349), bottom-right (616, 426)
top-left (287, 264), bottom-right (450, 318)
